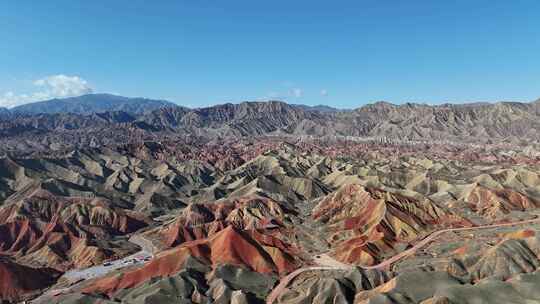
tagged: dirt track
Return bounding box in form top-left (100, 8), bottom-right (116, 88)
top-left (30, 235), bottom-right (157, 303)
top-left (266, 217), bottom-right (540, 304)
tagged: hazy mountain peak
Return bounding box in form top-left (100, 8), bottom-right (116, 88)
top-left (10, 93), bottom-right (178, 115)
top-left (292, 103), bottom-right (341, 113)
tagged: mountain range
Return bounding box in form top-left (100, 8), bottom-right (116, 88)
top-left (8, 93), bottom-right (176, 115)
top-left (3, 93), bottom-right (540, 303)
top-left (1, 95), bottom-right (540, 152)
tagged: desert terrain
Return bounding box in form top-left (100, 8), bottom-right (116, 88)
top-left (1, 97), bottom-right (540, 303)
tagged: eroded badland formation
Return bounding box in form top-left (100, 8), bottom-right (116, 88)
top-left (2, 98), bottom-right (540, 303)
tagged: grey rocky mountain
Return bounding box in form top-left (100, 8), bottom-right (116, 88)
top-left (10, 93), bottom-right (178, 115)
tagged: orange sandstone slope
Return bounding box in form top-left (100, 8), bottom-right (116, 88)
top-left (313, 184), bottom-right (469, 265)
top-left (465, 185), bottom-right (539, 218)
top-left (0, 188), bottom-right (150, 270)
top-left (160, 196), bottom-right (286, 248)
top-left (83, 225), bottom-right (298, 296)
top-left (0, 259), bottom-right (61, 303)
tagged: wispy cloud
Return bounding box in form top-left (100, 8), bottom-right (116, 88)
top-left (259, 82), bottom-right (304, 101)
top-left (0, 74), bottom-right (94, 108)
top-left (321, 89), bottom-right (328, 96)
top-left (291, 88), bottom-right (303, 98)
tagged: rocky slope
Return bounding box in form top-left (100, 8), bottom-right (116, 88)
top-left (3, 99), bottom-right (540, 156)
top-left (0, 186), bottom-right (148, 270)
top-left (312, 184), bottom-right (469, 265)
top-left (0, 258), bottom-right (61, 303)
top-left (1, 137), bottom-right (540, 303)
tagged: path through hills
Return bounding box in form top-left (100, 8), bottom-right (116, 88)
top-left (266, 217), bottom-right (540, 304)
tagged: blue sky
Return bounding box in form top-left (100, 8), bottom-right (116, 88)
top-left (1, 1), bottom-right (539, 108)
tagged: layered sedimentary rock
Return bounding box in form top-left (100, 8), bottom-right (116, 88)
top-left (83, 226), bottom-right (297, 296)
top-left (0, 259), bottom-right (61, 302)
top-left (1, 134), bottom-right (540, 303)
top-left (4, 99), bottom-right (540, 153)
top-left (0, 187), bottom-right (148, 270)
top-left (313, 184), bottom-right (467, 265)
top-left (464, 185), bottom-right (539, 218)
top-left (159, 196), bottom-right (286, 247)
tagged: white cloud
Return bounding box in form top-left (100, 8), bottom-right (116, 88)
top-left (0, 74), bottom-right (94, 108)
top-left (34, 75), bottom-right (93, 97)
top-left (321, 89), bottom-right (328, 96)
top-left (259, 83), bottom-right (304, 101)
top-left (291, 88), bottom-right (303, 98)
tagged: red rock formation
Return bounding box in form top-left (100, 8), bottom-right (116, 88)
top-left (161, 196), bottom-right (285, 248)
top-left (313, 184), bottom-right (468, 265)
top-left (0, 189), bottom-right (150, 270)
top-left (84, 226), bottom-right (298, 296)
top-left (466, 186), bottom-right (539, 218)
top-left (0, 259), bottom-right (61, 302)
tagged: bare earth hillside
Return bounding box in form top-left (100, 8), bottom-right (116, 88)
top-left (1, 99), bottom-right (540, 303)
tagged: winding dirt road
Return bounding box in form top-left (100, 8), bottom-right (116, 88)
top-left (266, 217), bottom-right (540, 304)
top-left (30, 235), bottom-right (157, 303)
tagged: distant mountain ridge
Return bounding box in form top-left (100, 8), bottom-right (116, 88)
top-left (292, 104), bottom-right (344, 113)
top-left (2, 95), bottom-right (540, 149)
top-left (0, 107), bottom-right (10, 118)
top-left (10, 93), bottom-right (178, 115)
